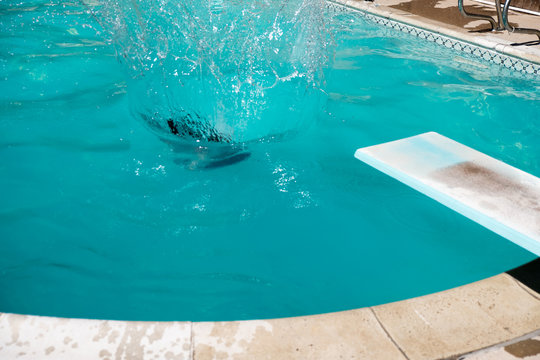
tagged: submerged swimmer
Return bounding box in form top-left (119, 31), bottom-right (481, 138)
top-left (164, 115), bottom-right (250, 170)
top-left (166, 113), bottom-right (231, 144)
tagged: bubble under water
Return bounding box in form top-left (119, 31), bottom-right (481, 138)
top-left (84, 0), bottom-right (329, 144)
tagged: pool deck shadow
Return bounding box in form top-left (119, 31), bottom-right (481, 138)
top-left (1, 259), bottom-right (539, 359)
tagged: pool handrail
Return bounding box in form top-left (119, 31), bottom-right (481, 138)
top-left (458, 0), bottom-right (505, 31)
top-left (502, 0), bottom-right (540, 41)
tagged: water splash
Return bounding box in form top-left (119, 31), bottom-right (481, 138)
top-left (84, 0), bottom-right (329, 144)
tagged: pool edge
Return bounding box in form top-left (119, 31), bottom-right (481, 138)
top-left (328, 0), bottom-right (540, 75)
top-left (1, 262), bottom-right (539, 359)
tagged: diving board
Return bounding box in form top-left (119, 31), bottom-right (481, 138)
top-left (355, 132), bottom-right (540, 256)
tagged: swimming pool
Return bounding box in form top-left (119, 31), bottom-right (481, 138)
top-left (0, 1), bottom-right (538, 322)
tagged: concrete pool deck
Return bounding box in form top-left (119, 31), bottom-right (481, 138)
top-left (1, 261), bottom-right (539, 359)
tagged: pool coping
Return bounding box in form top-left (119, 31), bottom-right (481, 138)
top-left (1, 260), bottom-right (540, 359)
top-left (327, 0), bottom-right (540, 76)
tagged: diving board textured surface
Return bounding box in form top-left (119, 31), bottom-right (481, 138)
top-left (355, 132), bottom-right (540, 256)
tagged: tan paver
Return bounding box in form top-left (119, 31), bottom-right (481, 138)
top-left (372, 273), bottom-right (540, 360)
top-left (192, 309), bottom-right (407, 360)
top-left (0, 313), bottom-right (192, 360)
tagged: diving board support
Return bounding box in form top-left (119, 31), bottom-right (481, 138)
top-left (355, 132), bottom-right (540, 256)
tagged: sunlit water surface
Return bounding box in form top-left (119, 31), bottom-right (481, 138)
top-left (0, 1), bottom-right (538, 321)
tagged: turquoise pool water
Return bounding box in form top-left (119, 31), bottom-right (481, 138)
top-left (0, 1), bottom-right (538, 321)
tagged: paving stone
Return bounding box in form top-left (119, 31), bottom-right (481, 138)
top-left (0, 313), bottom-right (192, 360)
top-left (192, 309), bottom-right (407, 360)
top-left (372, 274), bottom-right (540, 360)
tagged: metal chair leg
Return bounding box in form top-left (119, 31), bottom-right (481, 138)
top-left (458, 0), bottom-right (504, 31)
top-left (502, 0), bottom-right (540, 41)
top-left (493, 0), bottom-right (505, 30)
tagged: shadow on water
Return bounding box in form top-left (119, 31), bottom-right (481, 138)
top-left (166, 138), bottom-right (251, 171)
top-left (202, 152), bottom-right (251, 169)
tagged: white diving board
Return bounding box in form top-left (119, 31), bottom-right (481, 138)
top-left (355, 132), bottom-right (540, 256)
